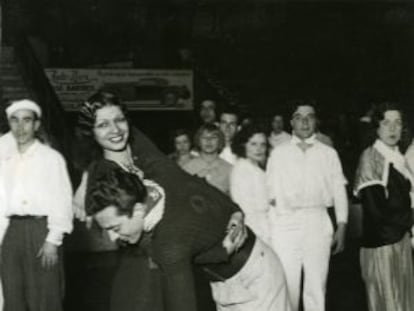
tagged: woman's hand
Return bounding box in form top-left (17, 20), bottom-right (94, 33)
top-left (331, 222), bottom-right (347, 255)
top-left (222, 211), bottom-right (247, 255)
top-left (73, 202), bottom-right (94, 228)
top-left (223, 227), bottom-right (248, 255)
top-left (73, 202), bottom-right (87, 221)
top-left (226, 211), bottom-right (244, 237)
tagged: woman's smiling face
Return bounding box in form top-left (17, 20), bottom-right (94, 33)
top-left (93, 105), bottom-right (130, 152)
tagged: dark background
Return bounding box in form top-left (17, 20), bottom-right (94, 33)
top-left (2, 0), bottom-right (414, 150)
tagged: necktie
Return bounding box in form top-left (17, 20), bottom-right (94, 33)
top-left (297, 141), bottom-right (313, 152)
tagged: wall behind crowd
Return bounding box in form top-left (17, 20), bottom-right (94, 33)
top-left (3, 0), bottom-right (414, 161)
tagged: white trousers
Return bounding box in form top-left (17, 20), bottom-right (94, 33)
top-left (270, 208), bottom-right (333, 311)
top-left (210, 238), bottom-right (292, 311)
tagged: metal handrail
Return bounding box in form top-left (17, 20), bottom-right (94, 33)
top-left (12, 33), bottom-right (71, 159)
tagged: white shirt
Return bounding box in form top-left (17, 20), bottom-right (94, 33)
top-left (0, 132), bottom-right (17, 160)
top-left (74, 169), bottom-right (165, 241)
top-left (0, 132), bottom-right (16, 244)
top-left (230, 158), bottom-right (271, 244)
top-left (405, 140), bottom-right (414, 176)
top-left (268, 131), bottom-right (291, 149)
top-left (219, 145), bottom-right (238, 165)
top-left (266, 135), bottom-right (348, 223)
top-left (0, 140), bottom-right (73, 245)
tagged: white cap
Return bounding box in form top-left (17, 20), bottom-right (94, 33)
top-left (6, 99), bottom-right (42, 118)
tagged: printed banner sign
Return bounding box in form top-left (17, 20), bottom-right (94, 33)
top-left (45, 68), bottom-right (194, 111)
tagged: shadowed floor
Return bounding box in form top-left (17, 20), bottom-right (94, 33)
top-left (63, 205), bottom-right (369, 311)
top-left (63, 238), bottom-right (369, 311)
top-left (326, 239), bottom-right (368, 311)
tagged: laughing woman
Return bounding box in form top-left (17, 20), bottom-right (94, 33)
top-left (354, 102), bottom-right (414, 311)
top-left (74, 90), bottom-right (247, 311)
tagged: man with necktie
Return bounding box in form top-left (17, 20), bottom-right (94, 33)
top-left (266, 101), bottom-right (348, 311)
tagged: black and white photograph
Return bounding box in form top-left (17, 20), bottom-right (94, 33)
top-left (0, 0), bottom-right (413, 310)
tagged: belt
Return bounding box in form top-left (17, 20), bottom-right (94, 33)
top-left (9, 215), bottom-right (46, 220)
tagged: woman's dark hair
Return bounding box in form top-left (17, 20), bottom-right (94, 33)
top-left (77, 89), bottom-right (128, 136)
top-left (367, 102), bottom-right (411, 152)
top-left (170, 128), bottom-right (193, 150)
top-left (231, 124), bottom-right (268, 158)
top-left (193, 123), bottom-right (225, 152)
top-left (371, 102), bottom-right (403, 129)
top-left (75, 89), bottom-right (130, 170)
top-left (86, 161), bottom-right (147, 216)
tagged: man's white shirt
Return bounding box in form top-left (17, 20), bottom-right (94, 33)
top-left (268, 131), bottom-right (291, 149)
top-left (0, 139), bottom-right (73, 245)
top-left (219, 145), bottom-right (238, 165)
top-left (266, 135), bottom-right (348, 223)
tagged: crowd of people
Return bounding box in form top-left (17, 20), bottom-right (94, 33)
top-left (0, 93), bottom-right (413, 311)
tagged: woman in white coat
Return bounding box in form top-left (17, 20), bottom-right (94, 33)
top-left (230, 124), bottom-right (272, 245)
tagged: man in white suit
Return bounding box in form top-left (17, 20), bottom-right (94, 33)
top-left (266, 101), bottom-right (348, 311)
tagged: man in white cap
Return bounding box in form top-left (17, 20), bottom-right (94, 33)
top-left (0, 99), bottom-right (73, 311)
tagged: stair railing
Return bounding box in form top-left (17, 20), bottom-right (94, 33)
top-left (12, 33), bottom-right (71, 159)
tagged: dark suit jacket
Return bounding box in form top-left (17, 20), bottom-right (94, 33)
top-left (128, 128), bottom-right (251, 311)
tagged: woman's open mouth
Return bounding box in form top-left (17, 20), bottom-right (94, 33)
top-left (109, 135), bottom-right (124, 143)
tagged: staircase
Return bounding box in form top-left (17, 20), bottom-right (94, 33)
top-left (0, 46), bottom-right (31, 101)
top-left (0, 43), bottom-right (70, 158)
